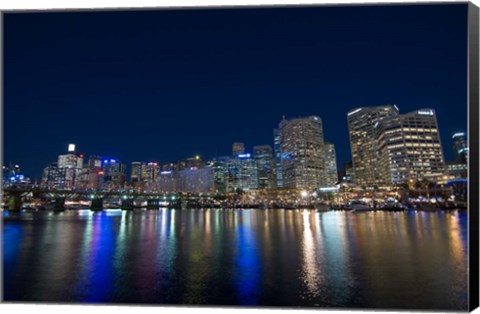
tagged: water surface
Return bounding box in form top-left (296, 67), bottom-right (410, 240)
top-left (2, 209), bottom-right (468, 310)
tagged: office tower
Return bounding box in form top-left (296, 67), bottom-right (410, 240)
top-left (324, 142), bottom-right (338, 187)
top-left (74, 168), bottom-right (90, 189)
top-left (55, 144), bottom-right (85, 188)
top-left (225, 153), bottom-right (258, 192)
top-left (141, 162), bottom-right (160, 183)
top-left (279, 115), bottom-right (325, 190)
top-left (58, 153), bottom-right (82, 169)
top-left (273, 128), bottom-right (283, 188)
top-left (206, 158), bottom-right (227, 194)
top-left (446, 161), bottom-right (468, 178)
top-left (446, 132), bottom-right (468, 179)
top-left (342, 161), bottom-right (355, 182)
top-left (376, 109), bottom-right (446, 185)
top-left (41, 163), bottom-right (59, 189)
top-left (103, 159), bottom-right (126, 190)
top-left (41, 163), bottom-right (76, 189)
top-left (88, 156), bottom-right (102, 170)
top-left (87, 155), bottom-right (103, 189)
top-left (253, 145), bottom-right (275, 189)
top-left (347, 105), bottom-right (400, 188)
top-left (452, 132), bottom-right (468, 164)
top-left (130, 162), bottom-right (142, 184)
top-left (232, 142), bottom-right (245, 155)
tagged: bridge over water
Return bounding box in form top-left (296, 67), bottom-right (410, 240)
top-left (1, 187), bottom-right (216, 212)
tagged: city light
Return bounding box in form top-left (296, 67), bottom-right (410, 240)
top-left (347, 108), bottom-right (362, 116)
top-left (417, 110), bottom-right (434, 116)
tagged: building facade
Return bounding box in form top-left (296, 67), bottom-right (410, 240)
top-left (253, 145), bottom-right (276, 189)
top-left (376, 109), bottom-right (446, 185)
top-left (225, 154), bottom-right (258, 192)
top-left (103, 159), bottom-right (126, 190)
top-left (273, 128), bottom-right (283, 188)
top-left (177, 167), bottom-right (215, 193)
top-left (130, 162), bottom-right (142, 185)
top-left (279, 116), bottom-right (325, 190)
top-left (347, 105), bottom-right (400, 188)
top-left (232, 142), bottom-right (245, 155)
top-left (324, 142), bottom-right (338, 187)
top-left (452, 132), bottom-right (468, 164)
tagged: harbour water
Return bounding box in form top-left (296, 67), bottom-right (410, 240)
top-left (2, 209), bottom-right (468, 310)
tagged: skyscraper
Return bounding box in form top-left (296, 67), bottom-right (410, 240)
top-left (41, 163), bottom-right (75, 189)
top-left (452, 132), bottom-right (468, 164)
top-left (103, 159), bottom-right (126, 190)
top-left (232, 142), bottom-right (245, 155)
top-left (273, 128), bottom-right (283, 188)
top-left (324, 142), bottom-right (338, 187)
top-left (53, 144), bottom-right (85, 189)
top-left (141, 162), bottom-right (160, 183)
top-left (279, 115), bottom-right (325, 190)
top-left (225, 153), bottom-right (258, 192)
top-left (347, 105), bottom-right (400, 188)
top-left (87, 156), bottom-right (104, 190)
top-left (206, 158), bottom-right (227, 194)
top-left (253, 145), bottom-right (276, 189)
top-left (376, 109), bottom-right (446, 185)
top-left (130, 162), bottom-right (142, 184)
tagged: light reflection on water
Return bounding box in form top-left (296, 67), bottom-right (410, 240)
top-left (2, 209), bottom-right (468, 310)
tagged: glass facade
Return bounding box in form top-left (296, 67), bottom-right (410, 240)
top-left (279, 116), bottom-right (325, 190)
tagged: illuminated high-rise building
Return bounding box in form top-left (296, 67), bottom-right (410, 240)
top-left (273, 128), bottom-right (283, 188)
top-left (452, 132), bottom-right (468, 164)
top-left (324, 142), bottom-right (338, 187)
top-left (376, 109), bottom-right (446, 185)
top-left (206, 158), bottom-right (227, 194)
top-left (141, 162), bottom-right (160, 183)
top-left (130, 162), bottom-right (142, 184)
top-left (87, 155), bottom-right (103, 189)
top-left (225, 153), bottom-right (258, 192)
top-left (88, 155), bottom-right (102, 170)
top-left (232, 142), bottom-right (245, 155)
top-left (103, 159), bottom-right (126, 190)
top-left (54, 144), bottom-right (85, 188)
top-left (279, 115), bottom-right (325, 190)
top-left (253, 145), bottom-right (275, 189)
top-left (41, 163), bottom-right (76, 189)
top-left (347, 105), bottom-right (400, 187)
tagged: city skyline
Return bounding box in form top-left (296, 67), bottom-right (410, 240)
top-left (4, 4), bottom-right (468, 180)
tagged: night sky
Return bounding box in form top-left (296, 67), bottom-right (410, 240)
top-left (4, 4), bottom-right (468, 181)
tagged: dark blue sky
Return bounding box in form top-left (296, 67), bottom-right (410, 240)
top-left (4, 4), bottom-right (468, 180)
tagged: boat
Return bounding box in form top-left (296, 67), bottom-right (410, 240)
top-left (349, 200), bottom-right (374, 212)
